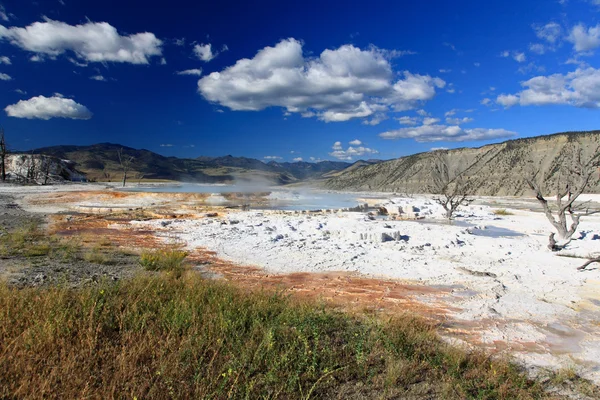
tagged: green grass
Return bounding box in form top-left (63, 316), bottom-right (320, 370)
top-left (0, 271), bottom-right (553, 399)
top-left (0, 220), bottom-right (121, 265)
top-left (140, 247), bottom-right (188, 272)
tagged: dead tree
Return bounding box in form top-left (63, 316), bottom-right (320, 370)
top-left (526, 146), bottom-right (600, 251)
top-left (102, 168), bottom-right (112, 182)
top-left (578, 258), bottom-right (600, 271)
top-left (117, 148), bottom-right (134, 187)
top-left (0, 126), bottom-right (6, 182)
top-left (430, 152), bottom-right (474, 219)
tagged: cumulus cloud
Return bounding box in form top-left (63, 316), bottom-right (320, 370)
top-left (0, 18), bottom-right (162, 64)
top-left (329, 141), bottom-right (379, 160)
top-left (176, 68), bottom-right (203, 76)
top-left (567, 24), bottom-right (600, 52)
top-left (496, 94), bottom-right (520, 107)
top-left (0, 55), bottom-right (9, 64)
top-left (90, 75), bottom-right (106, 81)
top-left (349, 139), bottom-right (362, 146)
top-left (379, 124), bottom-right (516, 143)
top-left (197, 38), bottom-right (445, 123)
top-left (481, 98), bottom-right (492, 105)
top-left (430, 147), bottom-right (448, 151)
top-left (534, 22), bottom-right (562, 43)
top-left (445, 117), bottom-right (474, 125)
top-left (193, 43), bottom-right (218, 62)
top-left (0, 72), bottom-right (10, 80)
top-left (5, 95), bottom-right (93, 120)
top-left (263, 156), bottom-right (282, 160)
top-left (423, 117), bottom-right (440, 125)
top-left (396, 116), bottom-right (418, 125)
top-left (496, 67), bottom-right (600, 108)
top-left (292, 157), bottom-right (303, 162)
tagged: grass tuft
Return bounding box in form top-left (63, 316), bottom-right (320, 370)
top-left (493, 209), bottom-right (514, 216)
top-left (140, 247), bottom-right (188, 272)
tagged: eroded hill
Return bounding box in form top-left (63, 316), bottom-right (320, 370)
top-left (324, 131), bottom-right (600, 196)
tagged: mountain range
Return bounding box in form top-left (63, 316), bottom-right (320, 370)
top-left (31, 143), bottom-right (358, 183)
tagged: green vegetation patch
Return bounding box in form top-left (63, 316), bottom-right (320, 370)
top-left (0, 272), bottom-right (556, 399)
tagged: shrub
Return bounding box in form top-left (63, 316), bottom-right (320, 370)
top-left (140, 247), bottom-right (188, 271)
top-left (493, 209), bottom-right (514, 216)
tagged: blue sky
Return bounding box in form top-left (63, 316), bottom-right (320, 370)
top-left (0, 0), bottom-right (599, 162)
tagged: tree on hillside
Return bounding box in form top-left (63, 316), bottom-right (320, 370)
top-left (430, 151), bottom-right (474, 220)
top-left (526, 145), bottom-right (600, 252)
top-left (117, 148), bottom-right (135, 187)
top-left (0, 126), bottom-right (6, 182)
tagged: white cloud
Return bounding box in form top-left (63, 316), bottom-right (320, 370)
top-left (529, 43), bottom-right (546, 55)
top-left (513, 52), bottom-right (526, 62)
top-left (534, 22), bottom-right (562, 43)
top-left (0, 55), bottom-right (10, 64)
top-left (349, 139), bottom-right (362, 146)
top-left (379, 124), bottom-right (516, 142)
top-left (263, 156), bottom-right (282, 160)
top-left (481, 98), bottom-right (491, 105)
top-left (68, 57), bottom-right (88, 67)
top-left (430, 147), bottom-right (448, 151)
top-left (0, 72), bottom-right (11, 80)
top-left (0, 18), bottom-right (162, 64)
top-left (174, 38), bottom-right (185, 47)
top-left (496, 67), bottom-right (600, 108)
top-left (423, 117), bottom-right (440, 125)
top-left (176, 68), bottom-right (203, 76)
top-left (496, 94), bottom-right (520, 107)
top-left (160, 144), bottom-right (173, 147)
top-left (292, 157), bottom-right (303, 162)
top-left (362, 113), bottom-right (388, 125)
top-left (445, 117), bottom-right (474, 125)
top-left (5, 95), bottom-right (93, 120)
top-left (416, 109), bottom-right (429, 116)
top-left (490, 87), bottom-right (496, 91)
top-left (500, 50), bottom-right (510, 57)
top-left (15, 89), bottom-right (27, 95)
top-left (444, 109), bottom-right (456, 117)
top-left (439, 69), bottom-right (451, 73)
top-left (160, 57), bottom-right (167, 65)
top-left (329, 141), bottom-right (379, 160)
top-left (30, 55), bottom-right (43, 62)
top-left (194, 43), bottom-right (216, 62)
top-left (567, 24), bottom-right (600, 52)
top-left (0, 5), bottom-right (9, 22)
top-left (396, 116), bottom-right (418, 125)
top-left (197, 38), bottom-right (445, 123)
top-left (90, 75), bottom-right (106, 81)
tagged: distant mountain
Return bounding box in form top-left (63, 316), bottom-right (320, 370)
top-left (31, 143), bottom-right (351, 184)
top-left (266, 160), bottom-right (352, 180)
top-left (324, 131), bottom-right (600, 196)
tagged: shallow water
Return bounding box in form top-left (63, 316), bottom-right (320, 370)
top-left (123, 184), bottom-right (366, 211)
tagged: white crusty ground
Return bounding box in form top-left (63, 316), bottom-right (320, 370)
top-left (132, 196), bottom-right (600, 382)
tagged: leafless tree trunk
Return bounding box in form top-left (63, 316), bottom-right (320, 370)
top-left (526, 146), bottom-right (600, 251)
top-left (430, 151), bottom-right (474, 219)
top-left (117, 148), bottom-right (134, 187)
top-left (102, 168), bottom-right (111, 182)
top-left (578, 258), bottom-right (600, 271)
top-left (0, 126), bottom-right (6, 182)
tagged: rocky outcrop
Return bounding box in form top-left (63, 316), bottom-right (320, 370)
top-left (5, 154), bottom-right (86, 184)
top-left (325, 131), bottom-right (600, 196)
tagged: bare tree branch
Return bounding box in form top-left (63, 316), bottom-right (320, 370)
top-left (527, 144), bottom-right (600, 251)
